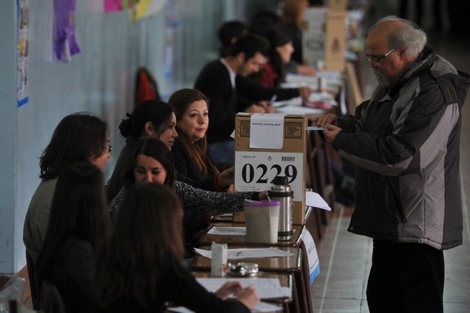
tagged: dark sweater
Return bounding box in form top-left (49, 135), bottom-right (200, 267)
top-left (99, 256), bottom-right (250, 313)
top-left (194, 60), bottom-right (237, 144)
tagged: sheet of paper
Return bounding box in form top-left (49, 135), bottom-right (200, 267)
top-left (194, 247), bottom-right (293, 260)
top-left (301, 228), bottom-right (321, 284)
top-left (249, 113), bottom-right (286, 149)
top-left (306, 191), bottom-right (332, 211)
top-left (207, 226), bottom-right (246, 236)
top-left (307, 126), bottom-right (324, 131)
top-left (196, 277), bottom-right (291, 299)
top-left (168, 301), bottom-right (282, 313)
top-left (276, 105), bottom-right (326, 115)
top-left (273, 97), bottom-right (302, 107)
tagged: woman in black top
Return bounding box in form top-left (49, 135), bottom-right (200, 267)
top-left (36, 163), bottom-right (112, 313)
top-left (169, 88), bottom-right (233, 191)
top-left (97, 183), bottom-right (259, 313)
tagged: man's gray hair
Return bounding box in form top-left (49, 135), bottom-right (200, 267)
top-left (369, 16), bottom-right (427, 60)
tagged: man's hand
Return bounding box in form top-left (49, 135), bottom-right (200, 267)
top-left (245, 104), bottom-right (266, 113)
top-left (323, 124), bottom-right (342, 144)
top-left (258, 100), bottom-right (275, 113)
top-left (299, 86), bottom-right (311, 99)
top-left (311, 113), bottom-right (338, 127)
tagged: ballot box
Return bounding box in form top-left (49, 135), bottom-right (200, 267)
top-left (234, 113), bottom-right (308, 225)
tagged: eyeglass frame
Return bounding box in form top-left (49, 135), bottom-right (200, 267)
top-left (366, 48), bottom-right (396, 64)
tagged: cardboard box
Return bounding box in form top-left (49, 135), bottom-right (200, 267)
top-left (329, 0), bottom-right (347, 12)
top-left (303, 7), bottom-right (327, 68)
top-left (234, 113), bottom-right (308, 225)
top-left (325, 11), bottom-right (347, 72)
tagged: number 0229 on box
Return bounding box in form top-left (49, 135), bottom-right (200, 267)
top-left (234, 151), bottom-right (304, 198)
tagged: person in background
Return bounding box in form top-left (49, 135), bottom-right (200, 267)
top-left (36, 163), bottom-right (112, 313)
top-left (106, 100), bottom-right (177, 201)
top-left (96, 183), bottom-right (259, 313)
top-left (24, 112), bottom-right (111, 264)
top-left (216, 18), bottom-right (312, 107)
top-left (250, 25), bottom-right (297, 88)
top-left (108, 137), bottom-right (266, 249)
top-left (217, 20), bottom-right (249, 57)
top-left (169, 88), bottom-right (232, 191)
top-left (234, 29), bottom-right (311, 108)
top-left (279, 0), bottom-right (309, 66)
top-left (194, 34), bottom-right (270, 169)
top-left (250, 10), bottom-right (315, 76)
top-left (313, 16), bottom-right (469, 313)
top-left (106, 100), bottom-right (232, 201)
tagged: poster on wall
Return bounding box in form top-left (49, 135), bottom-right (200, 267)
top-left (132, 0), bottom-right (166, 21)
top-left (104, 0), bottom-right (133, 12)
top-left (53, 0), bottom-right (81, 62)
top-left (17, 0), bottom-right (29, 108)
top-left (164, 0), bottom-right (177, 79)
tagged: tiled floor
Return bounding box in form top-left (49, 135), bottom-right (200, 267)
top-left (308, 28), bottom-right (470, 313)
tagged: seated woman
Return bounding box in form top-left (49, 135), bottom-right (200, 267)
top-left (36, 163), bottom-right (112, 313)
top-left (106, 100), bottom-right (232, 202)
top-left (250, 25), bottom-right (297, 88)
top-left (169, 88), bottom-right (232, 191)
top-left (250, 10), bottom-right (315, 77)
top-left (96, 183), bottom-right (259, 313)
top-left (24, 113), bottom-right (111, 265)
top-left (108, 137), bottom-right (266, 247)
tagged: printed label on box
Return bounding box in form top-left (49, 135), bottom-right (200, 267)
top-left (235, 151), bottom-right (304, 202)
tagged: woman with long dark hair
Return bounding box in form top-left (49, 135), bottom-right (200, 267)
top-left (169, 88), bottom-right (232, 191)
top-left (108, 137), bottom-right (266, 248)
top-left (97, 183), bottom-right (258, 313)
top-left (24, 112), bottom-right (111, 264)
top-left (36, 163), bottom-right (112, 313)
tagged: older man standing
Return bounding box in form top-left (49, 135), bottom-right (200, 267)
top-left (314, 16), bottom-right (469, 313)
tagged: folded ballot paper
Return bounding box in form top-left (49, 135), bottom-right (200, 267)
top-left (168, 302), bottom-right (283, 313)
top-left (167, 277), bottom-right (288, 313)
top-left (194, 247), bottom-right (293, 260)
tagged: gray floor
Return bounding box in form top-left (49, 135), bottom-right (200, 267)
top-left (308, 30), bottom-right (470, 313)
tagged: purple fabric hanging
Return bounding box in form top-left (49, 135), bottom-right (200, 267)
top-left (53, 0), bottom-right (80, 62)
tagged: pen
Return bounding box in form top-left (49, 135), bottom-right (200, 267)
top-left (270, 95), bottom-right (277, 103)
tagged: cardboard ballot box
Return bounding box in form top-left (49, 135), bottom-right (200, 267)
top-left (234, 113), bottom-right (308, 225)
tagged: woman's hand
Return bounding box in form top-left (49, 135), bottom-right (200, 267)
top-left (217, 166), bottom-right (235, 189)
top-left (257, 190), bottom-right (269, 200)
top-left (237, 285), bottom-right (259, 310)
top-left (214, 281), bottom-right (243, 299)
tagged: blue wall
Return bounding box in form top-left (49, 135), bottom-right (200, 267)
top-left (0, 0), bottom-right (278, 274)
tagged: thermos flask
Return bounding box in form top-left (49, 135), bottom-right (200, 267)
top-left (268, 176), bottom-right (294, 241)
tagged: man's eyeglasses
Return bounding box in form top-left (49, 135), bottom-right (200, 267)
top-left (366, 48), bottom-right (396, 64)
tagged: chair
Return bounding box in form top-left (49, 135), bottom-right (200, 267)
top-left (38, 280), bottom-right (67, 313)
top-left (306, 133), bottom-right (324, 240)
top-left (306, 130), bottom-right (336, 232)
top-left (8, 299), bottom-right (39, 313)
top-left (134, 67), bottom-right (161, 107)
top-left (25, 251), bottom-right (39, 310)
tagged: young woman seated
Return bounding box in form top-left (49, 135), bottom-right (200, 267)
top-left (36, 163), bottom-right (112, 313)
top-left (108, 137), bottom-right (266, 248)
top-left (96, 183), bottom-right (259, 313)
top-left (169, 88), bottom-right (233, 191)
top-left (24, 113), bottom-right (111, 265)
top-left (106, 100), bottom-right (232, 202)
